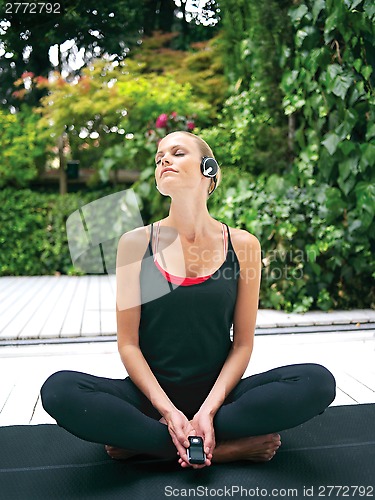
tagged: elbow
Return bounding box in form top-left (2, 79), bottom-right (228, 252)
top-left (231, 342), bottom-right (253, 365)
top-left (118, 343), bottom-right (141, 365)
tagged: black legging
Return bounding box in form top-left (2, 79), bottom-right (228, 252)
top-left (40, 363), bottom-right (336, 459)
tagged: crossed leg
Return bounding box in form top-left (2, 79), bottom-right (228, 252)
top-left (42, 363), bottom-right (335, 464)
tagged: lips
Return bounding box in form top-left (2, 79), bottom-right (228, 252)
top-left (160, 168), bottom-right (178, 177)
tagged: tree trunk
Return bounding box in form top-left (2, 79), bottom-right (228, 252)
top-left (159, 0), bottom-right (176, 32)
top-left (58, 134), bottom-right (67, 195)
top-left (143, 0), bottom-right (157, 36)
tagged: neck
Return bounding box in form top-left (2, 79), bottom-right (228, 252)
top-left (163, 195), bottom-right (215, 243)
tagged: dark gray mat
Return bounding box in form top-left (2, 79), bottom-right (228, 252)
top-left (1, 404), bottom-right (374, 499)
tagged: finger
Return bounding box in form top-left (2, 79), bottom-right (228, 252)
top-left (171, 435), bottom-right (190, 463)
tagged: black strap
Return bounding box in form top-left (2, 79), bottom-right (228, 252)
top-left (148, 223), bottom-right (154, 256)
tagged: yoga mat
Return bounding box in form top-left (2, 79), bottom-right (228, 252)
top-left (1, 404), bottom-right (374, 499)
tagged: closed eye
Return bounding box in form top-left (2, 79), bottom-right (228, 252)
top-left (155, 152), bottom-right (185, 165)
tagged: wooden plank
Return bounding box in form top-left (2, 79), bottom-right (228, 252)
top-left (18, 276), bottom-right (71, 339)
top-left (346, 368), bottom-right (375, 392)
top-left (332, 387), bottom-right (358, 406)
top-left (0, 364), bottom-right (41, 426)
top-left (0, 277), bottom-right (59, 339)
top-left (60, 277), bottom-right (89, 337)
top-left (100, 275), bottom-right (116, 334)
top-left (0, 277), bottom-right (42, 335)
top-left (30, 395), bottom-right (56, 425)
top-left (81, 276), bottom-right (101, 336)
top-left (334, 370), bottom-right (375, 404)
top-left (0, 277), bottom-right (22, 305)
top-left (0, 379), bottom-right (15, 415)
top-left (38, 276), bottom-right (78, 339)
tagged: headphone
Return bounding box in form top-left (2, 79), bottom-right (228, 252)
top-left (201, 156), bottom-right (219, 196)
top-left (156, 156), bottom-right (219, 195)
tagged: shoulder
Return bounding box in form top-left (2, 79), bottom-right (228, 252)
top-left (227, 226), bottom-right (261, 266)
top-left (117, 224), bottom-right (151, 264)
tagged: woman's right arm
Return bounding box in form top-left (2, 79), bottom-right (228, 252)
top-left (115, 229), bottom-right (197, 463)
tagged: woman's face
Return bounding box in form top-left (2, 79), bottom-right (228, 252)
top-left (154, 133), bottom-right (209, 198)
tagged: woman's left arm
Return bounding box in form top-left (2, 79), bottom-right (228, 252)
top-left (188, 230), bottom-right (262, 463)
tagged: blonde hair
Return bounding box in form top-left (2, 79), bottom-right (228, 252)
top-left (166, 131), bottom-right (222, 196)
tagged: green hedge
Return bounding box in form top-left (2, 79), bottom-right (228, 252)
top-left (0, 187), bottom-right (125, 276)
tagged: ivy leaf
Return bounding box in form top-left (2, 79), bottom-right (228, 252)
top-left (339, 140), bottom-right (356, 155)
top-left (322, 133), bottom-right (341, 155)
top-left (339, 156), bottom-right (359, 182)
top-left (346, 0), bottom-right (364, 10)
top-left (338, 173), bottom-right (356, 195)
top-left (289, 4), bottom-right (309, 26)
top-left (365, 123), bottom-right (375, 141)
top-left (348, 219), bottom-right (362, 233)
top-left (331, 74), bottom-right (354, 99)
top-left (326, 64), bottom-right (343, 83)
top-left (325, 187), bottom-right (346, 219)
top-left (334, 109), bottom-right (358, 139)
top-left (364, 0), bottom-right (375, 19)
top-left (359, 143), bottom-right (375, 170)
top-left (324, 6), bottom-right (344, 41)
top-left (361, 65), bottom-right (373, 80)
top-left (312, 0), bottom-right (325, 23)
top-left (353, 58), bottom-right (362, 72)
top-left (306, 243), bottom-right (319, 262)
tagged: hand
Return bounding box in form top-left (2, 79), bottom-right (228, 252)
top-left (163, 408), bottom-right (196, 466)
top-left (177, 410), bottom-right (215, 469)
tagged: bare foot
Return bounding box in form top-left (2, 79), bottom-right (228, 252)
top-left (212, 433), bottom-right (281, 463)
top-left (105, 417), bottom-right (168, 460)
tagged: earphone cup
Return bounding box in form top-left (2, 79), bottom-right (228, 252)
top-left (200, 157), bottom-right (218, 178)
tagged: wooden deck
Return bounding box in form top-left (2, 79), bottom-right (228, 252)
top-left (1, 276), bottom-right (374, 341)
top-left (0, 329), bottom-right (374, 427)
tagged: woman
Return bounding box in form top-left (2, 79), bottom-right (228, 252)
top-left (41, 131), bottom-right (336, 469)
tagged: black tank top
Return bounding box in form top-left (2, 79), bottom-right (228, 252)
top-left (138, 222), bottom-right (240, 389)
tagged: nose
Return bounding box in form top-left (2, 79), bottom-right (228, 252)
top-left (160, 153), bottom-right (171, 166)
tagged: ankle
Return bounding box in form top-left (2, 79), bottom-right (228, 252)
top-left (212, 440), bottom-right (236, 463)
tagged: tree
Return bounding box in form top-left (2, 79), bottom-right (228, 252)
top-left (33, 57), bottom-right (211, 193)
top-left (0, 0), bottom-right (220, 108)
top-left (0, 106), bottom-right (49, 187)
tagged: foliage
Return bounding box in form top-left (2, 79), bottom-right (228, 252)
top-left (281, 0), bottom-right (375, 192)
top-left (210, 0), bottom-right (375, 310)
top-left (133, 32), bottom-right (228, 110)
top-left (0, 0), bottom-right (142, 108)
top-left (198, 86), bottom-right (290, 175)
top-left (205, 0), bottom-right (293, 175)
top-left (31, 59), bottom-right (210, 179)
top-left (279, 0), bottom-right (375, 309)
top-left (0, 187), bottom-right (124, 276)
top-left (207, 169), bottom-right (375, 312)
top-left (0, 106), bottom-right (50, 188)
